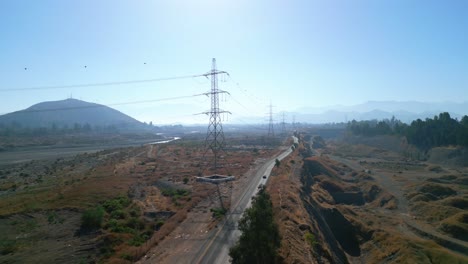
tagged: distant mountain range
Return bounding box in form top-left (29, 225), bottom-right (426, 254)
top-left (2, 99), bottom-right (467, 128)
top-left (0, 99), bottom-right (146, 129)
top-left (231, 101), bottom-right (468, 124)
top-left (293, 101), bottom-right (468, 123)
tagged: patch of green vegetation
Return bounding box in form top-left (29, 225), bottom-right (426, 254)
top-left (128, 206), bottom-right (141, 217)
top-left (161, 187), bottom-right (190, 205)
top-left (110, 209), bottom-right (126, 220)
top-left (155, 220), bottom-right (165, 230)
top-left (128, 233), bottom-right (146, 246)
top-left (120, 252), bottom-right (133, 261)
top-left (23, 200), bottom-right (41, 211)
top-left (210, 208), bottom-right (227, 219)
top-left (125, 217), bottom-right (145, 231)
top-left (275, 158), bottom-right (281, 167)
top-left (102, 195), bottom-right (131, 213)
top-left (80, 195), bottom-right (154, 261)
top-left (0, 239), bottom-right (18, 255)
top-left (105, 219), bottom-right (130, 233)
top-left (81, 206), bottom-right (105, 231)
top-left (47, 211), bottom-right (64, 224)
top-left (304, 232), bottom-right (318, 247)
top-left (99, 246), bottom-right (114, 259)
top-left (99, 196), bottom-right (154, 260)
top-left (161, 187), bottom-right (189, 197)
top-left (15, 219), bottom-right (38, 233)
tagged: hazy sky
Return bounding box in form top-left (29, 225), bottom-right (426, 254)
top-left (1, 0), bottom-right (467, 124)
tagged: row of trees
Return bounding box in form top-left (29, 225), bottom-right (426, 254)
top-left (347, 113), bottom-right (468, 150)
top-left (0, 122), bottom-right (119, 136)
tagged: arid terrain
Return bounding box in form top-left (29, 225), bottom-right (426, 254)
top-left (0, 135), bottom-right (279, 263)
top-left (267, 133), bottom-right (468, 263)
top-left (1, 131), bottom-right (467, 264)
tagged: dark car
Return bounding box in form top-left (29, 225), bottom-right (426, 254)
top-left (262, 175), bottom-right (267, 179)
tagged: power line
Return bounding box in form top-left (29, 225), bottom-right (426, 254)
top-left (228, 94), bottom-right (253, 114)
top-left (0, 74), bottom-right (209, 92)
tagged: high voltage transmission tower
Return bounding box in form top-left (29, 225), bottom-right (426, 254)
top-left (196, 58), bottom-right (234, 210)
top-left (267, 102), bottom-right (275, 138)
top-left (202, 58), bottom-right (230, 172)
top-left (280, 112), bottom-right (287, 135)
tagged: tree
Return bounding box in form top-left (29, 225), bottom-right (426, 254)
top-left (275, 159), bottom-right (280, 167)
top-left (229, 185), bottom-right (281, 264)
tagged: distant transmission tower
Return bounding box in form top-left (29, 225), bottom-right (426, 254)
top-left (196, 58), bottom-right (233, 210)
top-left (267, 102), bottom-right (275, 138)
top-left (280, 112), bottom-right (286, 135)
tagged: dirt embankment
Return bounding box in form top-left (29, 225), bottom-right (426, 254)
top-left (299, 158), bottom-right (394, 263)
top-left (268, 140), bottom-right (381, 263)
top-left (268, 137), bottom-right (468, 264)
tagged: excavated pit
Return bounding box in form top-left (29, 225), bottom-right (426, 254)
top-left (298, 157), bottom-right (397, 262)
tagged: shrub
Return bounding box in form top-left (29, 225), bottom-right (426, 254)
top-left (120, 252), bottom-right (133, 261)
top-left (210, 208), bottom-right (227, 219)
top-left (81, 206), bottom-right (105, 231)
top-left (305, 232), bottom-right (318, 246)
top-left (126, 217), bottom-right (145, 230)
top-left (110, 209), bottom-right (126, 220)
top-left (155, 220), bottom-right (165, 230)
top-left (103, 195), bottom-right (131, 213)
top-left (0, 240), bottom-right (18, 255)
top-left (128, 234), bottom-right (145, 246)
top-left (47, 211), bottom-right (64, 224)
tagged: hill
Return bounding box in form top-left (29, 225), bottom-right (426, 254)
top-left (0, 98), bottom-right (145, 130)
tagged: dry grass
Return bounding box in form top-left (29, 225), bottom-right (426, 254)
top-left (0, 141), bottom-right (270, 263)
top-left (267, 146), bottom-right (317, 264)
top-left (364, 230), bottom-right (468, 263)
top-left (438, 212), bottom-right (468, 241)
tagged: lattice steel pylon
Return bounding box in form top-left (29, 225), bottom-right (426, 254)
top-left (280, 112), bottom-right (287, 135)
top-left (202, 58), bottom-right (231, 172)
top-left (267, 102), bottom-right (275, 138)
top-left (196, 58), bottom-right (233, 210)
